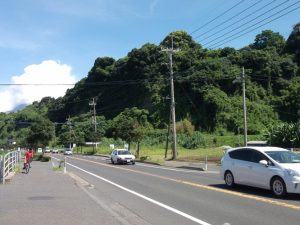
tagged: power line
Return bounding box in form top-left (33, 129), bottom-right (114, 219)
top-left (190, 0), bottom-right (246, 35)
top-left (203, 0), bottom-right (293, 47)
top-left (0, 77), bottom-right (167, 86)
top-left (195, 0), bottom-right (279, 42)
top-left (194, 0), bottom-right (264, 40)
top-left (0, 83), bottom-right (75, 86)
top-left (208, 3), bottom-right (300, 48)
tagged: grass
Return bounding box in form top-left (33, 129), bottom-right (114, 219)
top-left (52, 166), bottom-right (63, 172)
top-left (72, 144), bottom-right (225, 164)
top-left (14, 164), bottom-right (22, 173)
top-left (71, 134), bottom-right (264, 165)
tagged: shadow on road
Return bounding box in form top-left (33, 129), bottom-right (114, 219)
top-left (177, 166), bottom-right (205, 171)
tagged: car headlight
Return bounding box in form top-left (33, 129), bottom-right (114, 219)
top-left (286, 169), bottom-right (300, 177)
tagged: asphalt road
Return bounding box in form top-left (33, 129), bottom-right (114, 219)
top-left (52, 154), bottom-right (300, 225)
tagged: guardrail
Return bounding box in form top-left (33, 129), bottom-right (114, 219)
top-left (0, 150), bottom-right (21, 184)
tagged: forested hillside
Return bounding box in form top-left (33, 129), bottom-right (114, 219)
top-left (49, 23), bottom-right (299, 132)
top-left (1, 23), bottom-right (300, 149)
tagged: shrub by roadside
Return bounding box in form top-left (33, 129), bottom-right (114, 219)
top-left (32, 154), bottom-right (51, 162)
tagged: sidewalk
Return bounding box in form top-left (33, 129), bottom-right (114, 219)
top-left (0, 157), bottom-right (219, 225)
top-left (0, 161), bottom-right (125, 225)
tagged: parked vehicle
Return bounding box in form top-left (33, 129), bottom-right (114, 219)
top-left (221, 146), bottom-right (300, 197)
top-left (110, 149), bottom-right (135, 165)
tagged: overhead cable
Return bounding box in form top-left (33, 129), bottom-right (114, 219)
top-left (208, 3), bottom-right (300, 48)
top-left (203, 0), bottom-right (293, 47)
top-left (190, 0), bottom-right (246, 35)
top-left (194, 0), bottom-right (264, 40)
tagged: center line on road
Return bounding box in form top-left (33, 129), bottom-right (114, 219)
top-left (67, 162), bottom-right (211, 225)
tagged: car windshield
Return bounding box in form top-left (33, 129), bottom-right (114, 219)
top-left (265, 151), bottom-right (300, 163)
top-left (118, 150), bottom-right (130, 155)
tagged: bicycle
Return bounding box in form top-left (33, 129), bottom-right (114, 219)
top-left (23, 161), bottom-right (30, 174)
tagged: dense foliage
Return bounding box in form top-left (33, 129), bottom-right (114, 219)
top-left (267, 122), bottom-right (300, 148)
top-left (1, 23), bottom-right (300, 149)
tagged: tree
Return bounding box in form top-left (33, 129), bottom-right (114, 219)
top-left (251, 30), bottom-right (285, 53)
top-left (27, 117), bottom-right (54, 149)
top-left (111, 107), bottom-right (153, 157)
top-left (275, 77), bottom-right (300, 122)
top-left (266, 122), bottom-right (300, 148)
top-left (284, 23), bottom-right (300, 65)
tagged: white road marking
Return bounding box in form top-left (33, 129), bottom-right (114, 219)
top-left (136, 163), bottom-right (219, 174)
top-left (67, 162), bottom-right (211, 225)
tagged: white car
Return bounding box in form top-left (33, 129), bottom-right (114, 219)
top-left (52, 149), bottom-right (59, 154)
top-left (221, 146), bottom-right (300, 197)
top-left (64, 148), bottom-right (73, 155)
top-left (111, 149), bottom-right (135, 165)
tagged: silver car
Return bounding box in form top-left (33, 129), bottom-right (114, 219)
top-left (64, 148), bottom-right (73, 155)
top-left (221, 146), bottom-right (300, 197)
top-left (111, 149), bottom-right (135, 165)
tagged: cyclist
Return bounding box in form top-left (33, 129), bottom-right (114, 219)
top-left (23, 148), bottom-right (33, 169)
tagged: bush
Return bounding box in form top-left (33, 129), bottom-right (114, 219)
top-left (142, 129), bottom-right (167, 145)
top-left (176, 119), bottom-right (195, 135)
top-left (40, 155), bottom-right (51, 162)
top-left (178, 131), bottom-right (206, 149)
top-left (32, 154), bottom-right (43, 161)
top-left (32, 154), bottom-right (51, 162)
top-left (266, 122), bottom-right (300, 147)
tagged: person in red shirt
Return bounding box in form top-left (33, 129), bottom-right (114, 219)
top-left (23, 148), bottom-right (33, 169)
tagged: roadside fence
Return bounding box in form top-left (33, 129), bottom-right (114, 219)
top-left (0, 150), bottom-right (21, 184)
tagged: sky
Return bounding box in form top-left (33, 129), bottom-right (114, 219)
top-left (0, 0), bottom-right (299, 112)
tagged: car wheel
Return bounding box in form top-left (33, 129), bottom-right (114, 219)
top-left (271, 177), bottom-right (286, 197)
top-left (132, 161), bottom-right (135, 165)
top-left (111, 158), bottom-right (114, 164)
top-left (224, 171), bottom-right (235, 187)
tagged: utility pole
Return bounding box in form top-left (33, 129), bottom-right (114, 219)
top-left (89, 98), bottom-right (97, 133)
top-left (53, 122), bottom-right (57, 147)
top-left (242, 67), bottom-right (247, 146)
top-left (89, 98), bottom-right (97, 150)
top-left (161, 36), bottom-right (180, 160)
top-left (66, 116), bottom-right (72, 149)
top-left (164, 109), bottom-right (171, 159)
top-left (233, 67), bottom-right (247, 146)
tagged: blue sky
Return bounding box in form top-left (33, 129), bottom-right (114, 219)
top-left (0, 0), bottom-right (299, 112)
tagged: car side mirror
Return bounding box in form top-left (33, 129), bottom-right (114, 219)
top-left (259, 160), bottom-right (269, 167)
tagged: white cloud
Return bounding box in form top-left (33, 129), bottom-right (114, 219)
top-left (0, 60), bottom-right (76, 112)
top-left (149, 0), bottom-right (159, 15)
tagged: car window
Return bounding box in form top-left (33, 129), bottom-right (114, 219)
top-left (248, 150), bottom-right (269, 163)
top-left (228, 149), bottom-right (250, 161)
top-left (118, 150), bottom-right (130, 155)
top-left (266, 151), bottom-right (300, 163)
